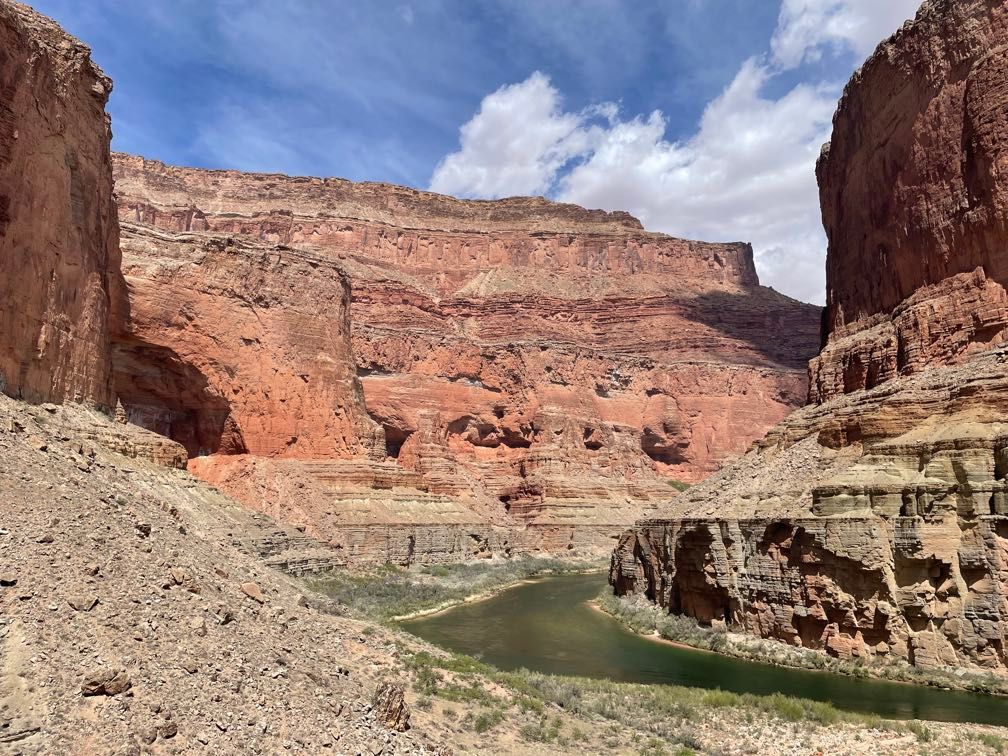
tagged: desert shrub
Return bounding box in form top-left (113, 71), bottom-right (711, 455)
top-left (411, 661), bottom-right (444, 693)
top-left (472, 708), bottom-right (506, 733)
top-left (520, 715), bottom-right (563, 743)
top-left (905, 720), bottom-right (934, 743)
top-left (972, 732), bottom-right (1007, 753)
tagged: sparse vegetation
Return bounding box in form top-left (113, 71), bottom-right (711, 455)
top-left (399, 647), bottom-right (919, 752)
top-left (596, 591), bottom-right (729, 652)
top-left (906, 720), bottom-right (934, 743)
top-left (308, 556), bottom-right (604, 622)
top-left (307, 558), bottom-right (1008, 752)
top-left (519, 715), bottom-right (563, 743)
top-left (973, 732), bottom-right (1008, 752)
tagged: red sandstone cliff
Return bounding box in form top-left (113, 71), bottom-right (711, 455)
top-left (109, 155), bottom-right (820, 559)
top-left (811, 0), bottom-right (1008, 402)
top-left (111, 154), bottom-right (820, 481)
top-left (613, 0), bottom-right (1008, 674)
top-left (114, 226), bottom-right (385, 460)
top-left (0, 1), bottom-right (121, 407)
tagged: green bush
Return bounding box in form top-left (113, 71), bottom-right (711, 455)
top-left (973, 732), bottom-right (1007, 753)
top-left (905, 720), bottom-right (933, 743)
top-left (520, 715), bottom-right (563, 743)
top-left (472, 708), bottom-right (506, 733)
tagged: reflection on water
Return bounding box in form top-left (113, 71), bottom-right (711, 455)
top-left (403, 572), bottom-right (1008, 725)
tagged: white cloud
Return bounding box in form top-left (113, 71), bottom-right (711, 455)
top-left (429, 72), bottom-right (598, 198)
top-left (430, 0), bottom-right (923, 305)
top-left (558, 60), bottom-right (837, 305)
top-left (430, 65), bottom-right (835, 303)
top-left (771, 0), bottom-right (921, 68)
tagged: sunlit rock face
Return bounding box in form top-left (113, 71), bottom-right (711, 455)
top-left (114, 227), bottom-right (385, 462)
top-left (110, 154), bottom-right (820, 562)
top-left (613, 0), bottom-right (1008, 673)
top-left (810, 0), bottom-right (1008, 403)
top-left (0, 1), bottom-right (122, 407)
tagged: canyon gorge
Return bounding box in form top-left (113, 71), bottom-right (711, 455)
top-left (104, 152), bottom-right (820, 564)
top-left (0, 3), bottom-right (821, 569)
top-left (7, 0), bottom-right (1008, 750)
top-left (612, 0), bottom-right (1008, 675)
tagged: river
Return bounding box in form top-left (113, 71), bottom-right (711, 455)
top-left (402, 572), bottom-right (1008, 725)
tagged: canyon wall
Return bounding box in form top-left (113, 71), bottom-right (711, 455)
top-left (810, 0), bottom-right (1008, 403)
top-left (111, 155), bottom-right (820, 561)
top-left (0, 1), bottom-right (121, 407)
top-left (115, 224), bottom-right (384, 460)
top-left (613, 0), bottom-right (1008, 673)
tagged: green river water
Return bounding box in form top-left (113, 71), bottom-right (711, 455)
top-left (402, 572), bottom-right (1008, 725)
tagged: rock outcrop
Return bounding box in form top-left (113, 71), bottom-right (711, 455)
top-left (612, 0), bottom-right (1008, 674)
top-left (111, 154), bottom-right (820, 561)
top-left (0, 1), bottom-right (121, 407)
top-left (613, 350), bottom-right (1008, 671)
top-left (114, 223), bottom-right (384, 461)
top-left (810, 0), bottom-right (1008, 403)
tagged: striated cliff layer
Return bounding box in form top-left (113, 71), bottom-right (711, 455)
top-left (613, 0), bottom-right (1008, 674)
top-left (613, 348), bottom-right (1008, 671)
top-left (114, 223), bottom-right (384, 461)
top-left (0, 2), bottom-right (121, 407)
top-left (810, 0), bottom-right (1008, 403)
top-left (110, 154), bottom-right (819, 560)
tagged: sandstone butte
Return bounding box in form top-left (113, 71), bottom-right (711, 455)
top-left (106, 152), bottom-right (821, 564)
top-left (612, 0), bottom-right (1008, 675)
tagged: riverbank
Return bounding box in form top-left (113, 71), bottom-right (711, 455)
top-left (306, 556), bottom-right (606, 623)
top-left (309, 566), bottom-right (1008, 753)
top-left (400, 644), bottom-right (1008, 755)
top-left (597, 592), bottom-right (1008, 698)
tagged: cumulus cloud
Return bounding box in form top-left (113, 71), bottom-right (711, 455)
top-left (430, 0), bottom-right (922, 304)
top-left (429, 72), bottom-right (598, 198)
top-left (771, 0), bottom-right (922, 68)
top-left (558, 61), bottom-right (836, 305)
top-left (430, 65), bottom-right (835, 303)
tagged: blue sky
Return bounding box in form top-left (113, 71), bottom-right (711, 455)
top-left (33, 0), bottom-right (922, 304)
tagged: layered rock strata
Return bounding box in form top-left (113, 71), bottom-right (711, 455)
top-left (614, 348), bottom-right (1008, 670)
top-left (111, 154), bottom-right (820, 560)
top-left (114, 223), bottom-right (384, 461)
top-left (613, 0), bottom-right (1008, 674)
top-left (810, 0), bottom-right (1008, 403)
top-left (0, 1), bottom-right (121, 407)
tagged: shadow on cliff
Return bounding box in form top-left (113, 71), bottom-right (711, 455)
top-left (681, 289), bottom-right (823, 371)
top-left (108, 274), bottom-right (245, 458)
top-left (111, 339), bottom-right (245, 458)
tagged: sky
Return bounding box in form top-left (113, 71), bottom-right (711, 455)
top-left (33, 0), bottom-right (922, 305)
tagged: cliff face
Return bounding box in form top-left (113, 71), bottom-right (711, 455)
top-left (111, 155), bottom-right (819, 480)
top-left (613, 0), bottom-right (1008, 674)
top-left (110, 154), bottom-right (820, 560)
top-left (0, 2), bottom-right (121, 407)
top-left (613, 350), bottom-right (1008, 671)
top-left (811, 0), bottom-right (1008, 403)
top-left (115, 224), bottom-right (385, 460)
